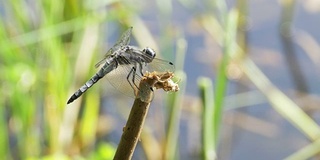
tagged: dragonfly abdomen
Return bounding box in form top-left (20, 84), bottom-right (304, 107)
top-left (67, 73), bottom-right (103, 104)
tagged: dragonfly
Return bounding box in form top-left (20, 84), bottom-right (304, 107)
top-left (67, 27), bottom-right (174, 104)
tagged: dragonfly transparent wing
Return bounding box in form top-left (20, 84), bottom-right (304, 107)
top-left (114, 27), bottom-right (132, 49)
top-left (143, 58), bottom-right (175, 74)
top-left (95, 27), bottom-right (133, 68)
top-left (105, 63), bottom-right (152, 99)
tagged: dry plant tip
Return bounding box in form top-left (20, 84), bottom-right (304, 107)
top-left (144, 71), bottom-right (180, 92)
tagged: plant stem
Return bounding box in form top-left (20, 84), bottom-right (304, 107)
top-left (113, 98), bottom-right (151, 160)
top-left (113, 72), bottom-right (179, 160)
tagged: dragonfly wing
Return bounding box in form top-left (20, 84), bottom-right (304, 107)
top-left (106, 64), bottom-right (141, 98)
top-left (95, 27), bottom-right (133, 68)
top-left (144, 58), bottom-right (175, 74)
top-left (114, 26), bottom-right (132, 47)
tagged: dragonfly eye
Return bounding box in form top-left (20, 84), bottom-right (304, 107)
top-left (143, 47), bottom-right (156, 59)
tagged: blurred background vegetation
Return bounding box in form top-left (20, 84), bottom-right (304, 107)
top-left (1, 0), bottom-right (320, 159)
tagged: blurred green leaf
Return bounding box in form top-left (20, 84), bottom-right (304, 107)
top-left (198, 77), bottom-right (216, 160)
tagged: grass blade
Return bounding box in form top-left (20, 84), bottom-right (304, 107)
top-left (198, 77), bottom-right (216, 160)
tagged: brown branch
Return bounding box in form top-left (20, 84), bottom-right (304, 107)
top-left (113, 72), bottom-right (179, 160)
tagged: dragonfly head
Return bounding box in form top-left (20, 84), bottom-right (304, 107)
top-left (143, 47), bottom-right (156, 63)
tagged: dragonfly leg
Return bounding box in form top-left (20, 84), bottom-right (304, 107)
top-left (131, 66), bottom-right (140, 89)
top-left (138, 62), bottom-right (144, 76)
top-left (127, 66), bottom-right (140, 91)
top-left (126, 66), bottom-right (134, 89)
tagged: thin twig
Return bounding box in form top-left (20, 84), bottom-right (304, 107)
top-left (113, 72), bottom-right (179, 160)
